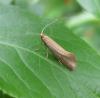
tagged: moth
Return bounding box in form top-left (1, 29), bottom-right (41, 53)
top-left (40, 20), bottom-right (76, 70)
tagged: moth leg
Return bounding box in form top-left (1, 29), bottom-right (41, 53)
top-left (59, 61), bottom-right (63, 65)
top-left (35, 41), bottom-right (44, 51)
top-left (35, 41), bottom-right (49, 58)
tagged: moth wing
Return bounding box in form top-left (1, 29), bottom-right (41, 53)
top-left (61, 52), bottom-right (76, 70)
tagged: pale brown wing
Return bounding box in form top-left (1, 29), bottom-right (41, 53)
top-left (41, 34), bottom-right (76, 70)
top-left (58, 52), bottom-right (76, 70)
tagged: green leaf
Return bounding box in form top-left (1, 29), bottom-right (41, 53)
top-left (77, 0), bottom-right (100, 18)
top-left (0, 4), bottom-right (100, 98)
top-left (0, 90), bottom-right (13, 98)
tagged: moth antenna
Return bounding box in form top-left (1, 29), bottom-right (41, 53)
top-left (41, 19), bottom-right (59, 34)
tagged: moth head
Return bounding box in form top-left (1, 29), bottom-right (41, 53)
top-left (40, 34), bottom-right (45, 39)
